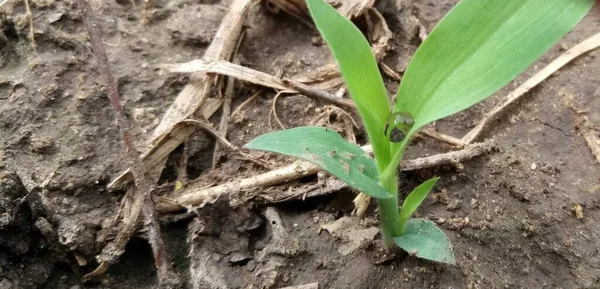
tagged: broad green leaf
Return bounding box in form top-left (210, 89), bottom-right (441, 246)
top-left (395, 218), bottom-right (455, 264)
top-left (398, 177), bottom-right (439, 234)
top-left (306, 0), bottom-right (391, 171)
top-left (244, 127), bottom-right (392, 199)
top-left (387, 0), bottom-right (593, 174)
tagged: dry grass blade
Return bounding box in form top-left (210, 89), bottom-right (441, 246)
top-left (165, 58), bottom-right (289, 90)
top-left (156, 141), bottom-right (493, 213)
top-left (164, 58), bottom-right (355, 108)
top-left (462, 31), bottom-right (600, 145)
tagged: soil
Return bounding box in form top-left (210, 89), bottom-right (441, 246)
top-left (1, 0), bottom-right (600, 288)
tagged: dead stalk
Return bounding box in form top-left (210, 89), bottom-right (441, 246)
top-left (76, 0), bottom-right (176, 285)
top-left (157, 141), bottom-right (493, 213)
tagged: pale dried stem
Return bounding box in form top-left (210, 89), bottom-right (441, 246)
top-left (212, 67), bottom-right (236, 169)
top-left (462, 31), bottom-right (600, 145)
top-left (282, 78), bottom-right (355, 109)
top-left (24, 0), bottom-right (36, 52)
top-left (278, 283), bottom-right (319, 289)
top-left (231, 89), bottom-right (262, 120)
top-left (421, 128), bottom-right (465, 148)
top-left (269, 91), bottom-right (288, 130)
top-left (109, 0), bottom-right (257, 189)
top-left (166, 59), bottom-right (463, 148)
top-left (157, 141), bottom-right (493, 213)
top-left (77, 0), bottom-right (176, 284)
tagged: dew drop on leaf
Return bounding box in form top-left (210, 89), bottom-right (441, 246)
top-left (384, 112), bottom-right (415, 143)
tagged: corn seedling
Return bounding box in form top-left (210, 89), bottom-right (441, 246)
top-left (246, 0), bottom-right (593, 263)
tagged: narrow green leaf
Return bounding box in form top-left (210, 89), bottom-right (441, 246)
top-left (244, 127), bottom-right (392, 199)
top-left (306, 0), bottom-right (391, 171)
top-left (399, 177), bottom-right (439, 234)
top-left (395, 218), bottom-right (456, 264)
top-left (386, 0), bottom-right (593, 176)
top-left (394, 0), bottom-right (593, 132)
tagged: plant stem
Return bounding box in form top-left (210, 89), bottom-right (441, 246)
top-left (377, 173), bottom-right (401, 246)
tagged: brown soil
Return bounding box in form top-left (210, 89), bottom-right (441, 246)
top-left (1, 0), bottom-right (600, 288)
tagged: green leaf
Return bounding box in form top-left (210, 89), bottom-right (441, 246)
top-left (244, 127), bottom-right (392, 199)
top-left (398, 177), bottom-right (439, 234)
top-left (395, 218), bottom-right (455, 264)
top-left (306, 0), bottom-right (391, 171)
top-left (385, 0), bottom-right (593, 177)
top-left (394, 0), bottom-right (593, 132)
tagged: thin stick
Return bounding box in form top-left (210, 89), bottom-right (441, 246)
top-left (380, 62), bottom-right (402, 81)
top-left (164, 59), bottom-right (354, 109)
top-left (212, 66), bottom-right (236, 170)
top-left (24, 0), bottom-right (36, 52)
top-left (269, 91), bottom-right (287, 130)
top-left (231, 89), bottom-right (262, 120)
top-left (282, 78), bottom-right (356, 109)
top-left (462, 31), bottom-right (600, 145)
top-left (279, 283), bottom-right (319, 289)
top-left (156, 141), bottom-right (493, 213)
top-left (421, 128), bottom-right (465, 148)
top-left (76, 0), bottom-right (176, 285)
top-left (182, 119), bottom-right (236, 149)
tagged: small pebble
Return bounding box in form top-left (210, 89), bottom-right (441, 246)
top-left (470, 198), bottom-right (478, 209)
top-left (530, 163), bottom-right (537, 170)
top-left (446, 200), bottom-right (461, 211)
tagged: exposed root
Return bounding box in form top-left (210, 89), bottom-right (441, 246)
top-left (269, 91), bottom-right (287, 130)
top-left (231, 89), bottom-right (262, 122)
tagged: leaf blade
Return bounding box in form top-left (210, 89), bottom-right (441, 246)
top-left (399, 177), bottom-right (439, 233)
top-left (306, 0), bottom-right (391, 171)
top-left (395, 0), bottom-right (593, 135)
top-left (395, 218), bottom-right (456, 264)
top-left (244, 127), bottom-right (392, 199)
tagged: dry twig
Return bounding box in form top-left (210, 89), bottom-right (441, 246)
top-left (231, 89), bottom-right (262, 121)
top-left (156, 141), bottom-right (493, 213)
top-left (109, 0), bottom-right (258, 189)
top-left (268, 91), bottom-right (288, 130)
top-left (282, 78), bottom-right (355, 109)
top-left (279, 283), bottom-right (319, 289)
top-left (23, 0), bottom-right (36, 52)
top-left (164, 58), bottom-right (351, 108)
top-left (212, 64), bottom-right (236, 169)
top-left (76, 0), bottom-right (177, 285)
top-left (462, 31), bottom-right (600, 145)
top-left (421, 128), bottom-right (465, 148)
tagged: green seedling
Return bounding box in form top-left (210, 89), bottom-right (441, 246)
top-left (246, 0), bottom-right (593, 263)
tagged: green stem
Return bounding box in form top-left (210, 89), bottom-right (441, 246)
top-left (377, 172), bottom-right (401, 246)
